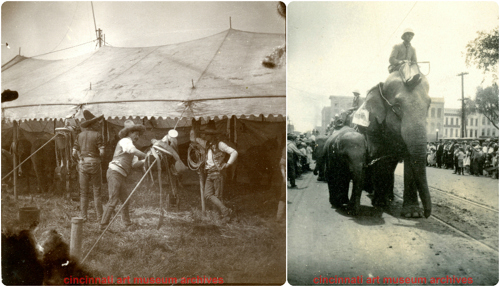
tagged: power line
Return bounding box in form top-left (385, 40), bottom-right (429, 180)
top-left (49, 2), bottom-right (80, 53)
top-left (31, 40), bottom-right (96, 58)
top-left (352, 1), bottom-right (418, 88)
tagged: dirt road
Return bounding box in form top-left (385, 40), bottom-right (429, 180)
top-left (288, 164), bottom-right (499, 285)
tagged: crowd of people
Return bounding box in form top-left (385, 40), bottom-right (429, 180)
top-left (426, 139), bottom-right (499, 179)
top-left (286, 133), bottom-right (315, 188)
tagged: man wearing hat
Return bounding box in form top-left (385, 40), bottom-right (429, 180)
top-left (351, 89), bottom-right (361, 111)
top-left (287, 133), bottom-right (305, 188)
top-left (190, 123), bottom-right (237, 220)
top-left (73, 110), bottom-right (105, 222)
top-left (389, 28), bottom-right (421, 90)
top-left (100, 120), bottom-right (147, 230)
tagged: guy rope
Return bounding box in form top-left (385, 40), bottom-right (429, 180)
top-left (2, 134), bottom-right (58, 181)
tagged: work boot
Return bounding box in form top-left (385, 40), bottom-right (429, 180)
top-left (405, 74), bottom-right (421, 90)
top-left (121, 204), bottom-right (132, 227)
top-left (276, 201), bottom-right (285, 222)
top-left (100, 206), bottom-right (115, 230)
top-left (80, 196), bottom-right (89, 222)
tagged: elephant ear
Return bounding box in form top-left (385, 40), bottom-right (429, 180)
top-left (364, 83), bottom-right (386, 125)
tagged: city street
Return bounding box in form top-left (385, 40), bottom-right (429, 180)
top-left (288, 163), bottom-right (499, 285)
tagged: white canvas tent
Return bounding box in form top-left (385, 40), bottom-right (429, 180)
top-left (2, 28), bottom-right (285, 186)
top-left (2, 29), bottom-right (285, 122)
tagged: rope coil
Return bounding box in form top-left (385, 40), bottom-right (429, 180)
top-left (187, 142), bottom-right (205, 171)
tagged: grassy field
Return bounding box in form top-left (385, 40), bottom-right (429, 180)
top-left (2, 170), bottom-right (286, 285)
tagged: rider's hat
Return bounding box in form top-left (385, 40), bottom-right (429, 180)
top-left (401, 28), bottom-right (414, 39)
top-left (353, 89), bottom-right (360, 95)
top-left (118, 120), bottom-right (146, 138)
top-left (80, 110), bottom-right (104, 128)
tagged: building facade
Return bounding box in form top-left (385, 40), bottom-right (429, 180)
top-left (426, 97), bottom-right (445, 141)
top-left (443, 108), bottom-right (498, 140)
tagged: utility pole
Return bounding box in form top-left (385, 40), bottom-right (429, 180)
top-left (457, 72), bottom-right (469, 138)
top-left (97, 28), bottom-right (102, 47)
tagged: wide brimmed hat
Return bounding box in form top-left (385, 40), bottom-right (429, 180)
top-left (118, 120), bottom-right (146, 138)
top-left (401, 28), bottom-right (414, 39)
top-left (200, 121), bottom-right (222, 135)
top-left (80, 110), bottom-right (104, 128)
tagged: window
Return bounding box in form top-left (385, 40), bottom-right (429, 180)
top-left (475, 130), bottom-right (478, 137)
top-left (437, 108), bottom-right (442, 118)
top-left (483, 117), bottom-right (486, 125)
top-left (451, 118), bottom-right (454, 125)
top-left (455, 129), bottom-right (458, 137)
top-left (482, 129), bottom-right (485, 136)
top-left (446, 118), bottom-right (449, 125)
top-left (470, 129), bottom-right (473, 137)
top-left (431, 108), bottom-right (435, 118)
top-left (476, 119), bottom-right (478, 126)
top-left (487, 129), bottom-right (491, 136)
top-left (493, 130), bottom-right (496, 136)
top-left (470, 118), bottom-right (473, 126)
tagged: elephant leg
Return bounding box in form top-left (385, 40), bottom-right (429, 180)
top-left (346, 147), bottom-right (365, 216)
top-left (401, 157), bottom-right (423, 218)
top-left (371, 160), bottom-right (397, 208)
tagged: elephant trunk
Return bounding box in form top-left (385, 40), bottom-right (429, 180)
top-left (402, 122), bottom-right (432, 218)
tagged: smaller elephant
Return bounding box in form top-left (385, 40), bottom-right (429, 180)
top-left (324, 126), bottom-right (366, 215)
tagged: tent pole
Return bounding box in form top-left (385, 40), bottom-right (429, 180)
top-left (192, 118), bottom-right (205, 213)
top-left (13, 120), bottom-right (18, 200)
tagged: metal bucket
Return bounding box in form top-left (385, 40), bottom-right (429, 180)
top-left (18, 207), bottom-right (40, 224)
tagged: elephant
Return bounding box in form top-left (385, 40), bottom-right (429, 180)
top-left (347, 71), bottom-right (432, 218)
top-left (324, 126), bottom-right (366, 215)
top-left (312, 136), bottom-right (328, 181)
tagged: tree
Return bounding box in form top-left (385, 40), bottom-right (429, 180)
top-left (465, 27), bottom-right (499, 81)
top-left (465, 84), bottom-right (499, 129)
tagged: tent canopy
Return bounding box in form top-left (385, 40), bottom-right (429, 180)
top-left (2, 29), bottom-right (285, 122)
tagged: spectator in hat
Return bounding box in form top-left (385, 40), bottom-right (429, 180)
top-left (456, 147), bottom-right (465, 175)
top-left (100, 120), bottom-right (147, 230)
top-left (190, 123), bottom-right (237, 220)
top-left (287, 134), bottom-right (305, 188)
top-left (389, 28), bottom-right (421, 90)
top-left (73, 110), bottom-right (105, 222)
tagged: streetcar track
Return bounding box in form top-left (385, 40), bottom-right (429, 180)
top-left (393, 193), bottom-right (498, 253)
top-left (395, 174), bottom-right (498, 213)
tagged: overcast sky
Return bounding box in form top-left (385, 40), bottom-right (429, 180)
top-left (288, 1), bottom-right (499, 132)
top-left (1, 1), bottom-right (285, 64)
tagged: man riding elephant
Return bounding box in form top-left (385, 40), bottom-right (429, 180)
top-left (389, 28), bottom-right (421, 90)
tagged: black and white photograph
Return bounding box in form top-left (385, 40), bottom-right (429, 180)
top-left (287, 1), bottom-right (498, 285)
top-left (1, 2), bottom-right (286, 285)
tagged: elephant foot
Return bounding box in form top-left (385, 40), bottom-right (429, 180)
top-left (347, 202), bottom-right (360, 216)
top-left (400, 205), bottom-right (424, 218)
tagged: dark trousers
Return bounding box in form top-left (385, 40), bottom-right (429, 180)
top-left (287, 157), bottom-right (296, 187)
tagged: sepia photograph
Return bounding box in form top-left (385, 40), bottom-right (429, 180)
top-left (287, 1), bottom-right (498, 285)
top-left (1, 2), bottom-right (285, 285)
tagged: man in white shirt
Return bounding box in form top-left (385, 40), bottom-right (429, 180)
top-left (190, 125), bottom-right (237, 220)
top-left (100, 120), bottom-right (146, 230)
